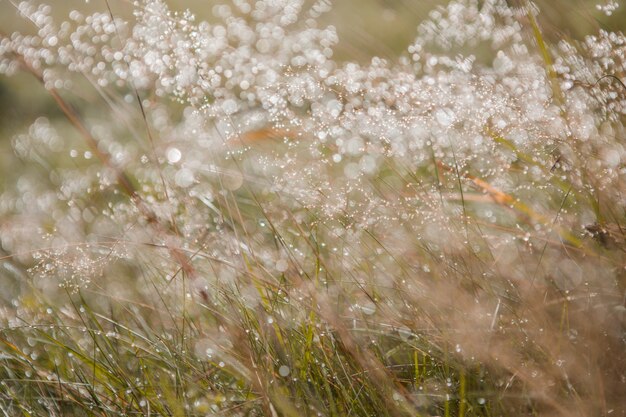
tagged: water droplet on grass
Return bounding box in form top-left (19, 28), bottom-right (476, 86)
top-left (175, 168), bottom-right (195, 187)
top-left (167, 147), bottom-right (182, 164)
top-left (279, 365), bottom-right (290, 377)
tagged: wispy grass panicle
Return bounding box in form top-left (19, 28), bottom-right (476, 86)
top-left (0, 1), bottom-right (625, 416)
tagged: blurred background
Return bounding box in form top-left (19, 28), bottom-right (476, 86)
top-left (1, 0), bottom-right (625, 183)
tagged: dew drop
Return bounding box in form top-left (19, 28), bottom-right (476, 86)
top-left (175, 168), bottom-right (195, 188)
top-left (167, 147), bottom-right (182, 164)
top-left (279, 365), bottom-right (290, 377)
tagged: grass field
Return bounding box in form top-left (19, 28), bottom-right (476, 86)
top-left (0, 1), bottom-right (625, 416)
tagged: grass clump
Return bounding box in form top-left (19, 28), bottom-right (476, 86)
top-left (0, 0), bottom-right (625, 416)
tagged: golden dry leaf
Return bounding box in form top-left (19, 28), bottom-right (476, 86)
top-left (232, 127), bottom-right (301, 145)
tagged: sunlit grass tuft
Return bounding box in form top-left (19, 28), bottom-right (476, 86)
top-left (1, 0), bottom-right (625, 416)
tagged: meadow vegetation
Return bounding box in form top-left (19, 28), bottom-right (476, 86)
top-left (0, 0), bottom-right (625, 416)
